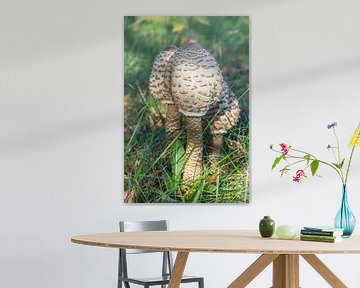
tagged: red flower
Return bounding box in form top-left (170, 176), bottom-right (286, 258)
top-left (293, 170), bottom-right (305, 182)
top-left (279, 143), bottom-right (289, 155)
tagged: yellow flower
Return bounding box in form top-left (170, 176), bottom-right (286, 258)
top-left (349, 122), bottom-right (360, 148)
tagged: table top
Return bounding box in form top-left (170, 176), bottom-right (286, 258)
top-left (71, 230), bottom-right (360, 254)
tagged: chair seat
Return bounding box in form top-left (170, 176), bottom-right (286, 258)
top-left (119, 274), bottom-right (203, 286)
top-left (118, 221), bottom-right (204, 287)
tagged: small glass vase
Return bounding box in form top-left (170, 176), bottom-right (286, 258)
top-left (334, 185), bottom-right (356, 237)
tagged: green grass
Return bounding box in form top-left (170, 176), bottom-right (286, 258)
top-left (124, 16), bottom-right (249, 203)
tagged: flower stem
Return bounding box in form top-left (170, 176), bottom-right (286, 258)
top-left (271, 147), bottom-right (344, 181)
top-left (284, 159), bottom-right (306, 169)
top-left (282, 147), bottom-right (344, 183)
top-left (345, 129), bottom-right (360, 185)
top-left (333, 128), bottom-right (345, 181)
top-left (291, 148), bottom-right (317, 159)
top-left (330, 148), bottom-right (338, 164)
top-left (285, 154), bottom-right (344, 182)
top-left (333, 128), bottom-right (342, 163)
top-left (345, 145), bottom-right (356, 185)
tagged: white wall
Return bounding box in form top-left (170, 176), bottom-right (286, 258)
top-left (1, 0), bottom-right (360, 287)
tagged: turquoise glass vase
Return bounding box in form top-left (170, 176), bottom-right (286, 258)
top-left (334, 185), bottom-right (356, 237)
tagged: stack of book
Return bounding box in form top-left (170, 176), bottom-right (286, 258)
top-left (300, 226), bottom-right (344, 243)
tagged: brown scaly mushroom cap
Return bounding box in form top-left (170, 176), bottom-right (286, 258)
top-left (170, 40), bottom-right (224, 116)
top-left (149, 45), bottom-right (178, 104)
top-left (169, 40), bottom-right (226, 183)
top-left (208, 81), bottom-right (241, 135)
top-left (207, 81), bottom-right (241, 166)
top-left (149, 45), bottom-right (182, 144)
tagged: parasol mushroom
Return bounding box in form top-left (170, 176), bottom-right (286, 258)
top-left (149, 45), bottom-right (181, 143)
top-left (170, 40), bottom-right (224, 181)
top-left (149, 40), bottom-right (241, 183)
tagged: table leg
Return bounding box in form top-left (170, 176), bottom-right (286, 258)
top-left (301, 254), bottom-right (347, 288)
top-left (228, 253), bottom-right (348, 288)
top-left (228, 254), bottom-right (279, 288)
top-left (168, 252), bottom-right (189, 288)
top-left (272, 254), bottom-right (299, 288)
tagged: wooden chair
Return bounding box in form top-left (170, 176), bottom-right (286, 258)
top-left (118, 220), bottom-right (204, 288)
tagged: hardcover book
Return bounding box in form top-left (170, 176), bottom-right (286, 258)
top-left (300, 234), bottom-right (341, 240)
top-left (300, 236), bottom-right (343, 243)
top-left (303, 226), bottom-right (344, 232)
top-left (301, 229), bottom-right (343, 237)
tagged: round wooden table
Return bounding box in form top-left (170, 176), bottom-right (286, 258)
top-left (72, 230), bottom-right (360, 288)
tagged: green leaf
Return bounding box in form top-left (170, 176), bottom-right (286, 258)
top-left (310, 160), bottom-right (319, 176)
top-left (332, 163), bottom-right (341, 169)
top-left (269, 144), bottom-right (274, 149)
top-left (172, 22), bottom-right (186, 33)
top-left (339, 158), bottom-right (345, 169)
top-left (304, 154), bottom-right (311, 164)
top-left (271, 156), bottom-right (282, 170)
top-left (193, 16), bottom-right (210, 26)
top-left (280, 167), bottom-right (290, 177)
top-left (332, 159), bottom-right (345, 169)
top-left (171, 139), bottom-right (186, 179)
top-left (162, 167), bottom-right (173, 192)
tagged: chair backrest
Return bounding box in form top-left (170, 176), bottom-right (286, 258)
top-left (120, 220), bottom-right (168, 232)
top-left (118, 220), bottom-right (173, 284)
top-left (119, 220), bottom-right (169, 254)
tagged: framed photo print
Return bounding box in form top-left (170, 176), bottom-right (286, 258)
top-left (124, 16), bottom-right (249, 203)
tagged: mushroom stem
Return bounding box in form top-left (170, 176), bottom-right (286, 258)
top-left (182, 116), bottom-right (203, 182)
top-left (165, 104), bottom-right (182, 144)
top-left (208, 134), bottom-right (223, 166)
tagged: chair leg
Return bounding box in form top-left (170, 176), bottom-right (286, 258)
top-left (161, 252), bottom-right (168, 288)
top-left (118, 278), bottom-right (130, 288)
top-left (118, 250), bottom-right (123, 288)
top-left (199, 278), bottom-right (204, 288)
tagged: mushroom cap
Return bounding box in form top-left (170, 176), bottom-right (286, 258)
top-left (208, 81), bottom-right (241, 135)
top-left (149, 45), bottom-right (178, 104)
top-left (171, 40), bottom-right (223, 117)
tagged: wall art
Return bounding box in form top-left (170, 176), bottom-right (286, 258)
top-left (124, 16), bottom-right (249, 203)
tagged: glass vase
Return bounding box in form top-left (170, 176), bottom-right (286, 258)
top-left (334, 185), bottom-right (356, 237)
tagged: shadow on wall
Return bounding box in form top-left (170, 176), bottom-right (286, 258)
top-left (257, 57), bottom-right (360, 92)
top-left (0, 113), bottom-right (121, 154)
top-left (0, 0), bottom-right (122, 65)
